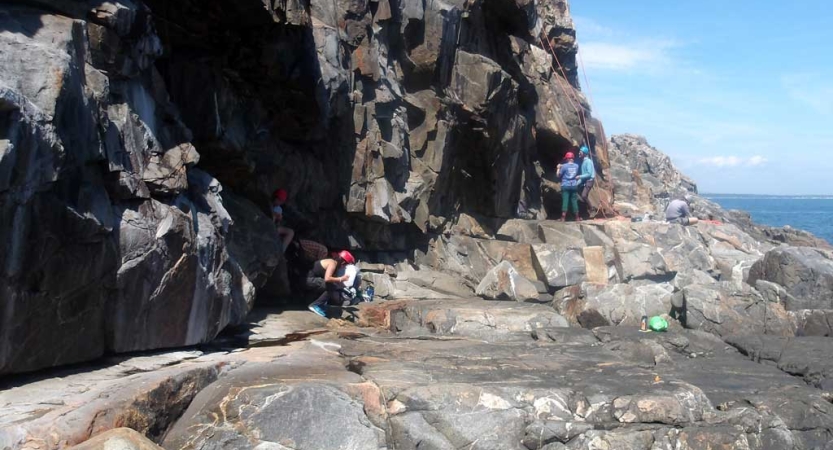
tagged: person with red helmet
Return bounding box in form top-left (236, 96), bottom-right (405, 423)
top-left (272, 189), bottom-right (295, 253)
top-left (556, 150), bottom-right (581, 221)
top-left (306, 250), bottom-right (358, 317)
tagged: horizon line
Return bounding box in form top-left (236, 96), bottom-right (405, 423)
top-left (702, 193), bottom-right (833, 197)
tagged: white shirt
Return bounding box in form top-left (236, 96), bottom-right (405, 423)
top-left (336, 264), bottom-right (360, 288)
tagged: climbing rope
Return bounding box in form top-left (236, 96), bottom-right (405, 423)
top-left (539, 36), bottom-right (592, 147)
top-left (577, 49), bottom-right (596, 114)
top-left (538, 35), bottom-right (619, 220)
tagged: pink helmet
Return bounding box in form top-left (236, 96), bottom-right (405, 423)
top-left (338, 250), bottom-right (356, 265)
top-left (564, 152), bottom-right (575, 160)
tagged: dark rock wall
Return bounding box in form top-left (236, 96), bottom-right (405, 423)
top-left (0, 2), bottom-right (277, 375)
top-left (0, 0), bottom-right (605, 374)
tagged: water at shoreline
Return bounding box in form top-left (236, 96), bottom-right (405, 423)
top-left (705, 194), bottom-right (833, 244)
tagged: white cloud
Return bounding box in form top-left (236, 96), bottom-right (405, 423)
top-left (697, 156), bottom-right (768, 168)
top-left (579, 40), bottom-right (678, 72)
top-left (746, 155), bottom-right (768, 166)
top-left (573, 16), bottom-right (615, 39)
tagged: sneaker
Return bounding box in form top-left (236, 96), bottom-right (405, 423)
top-left (308, 304), bottom-right (327, 318)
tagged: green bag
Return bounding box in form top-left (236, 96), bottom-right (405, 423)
top-left (648, 316), bottom-right (668, 332)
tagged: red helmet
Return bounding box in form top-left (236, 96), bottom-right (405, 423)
top-left (564, 152), bottom-right (575, 160)
top-left (272, 189), bottom-right (288, 202)
top-left (338, 250), bottom-right (356, 265)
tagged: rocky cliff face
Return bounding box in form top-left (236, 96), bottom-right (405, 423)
top-left (4, 3), bottom-right (833, 448)
top-left (0, 0), bottom-right (610, 375)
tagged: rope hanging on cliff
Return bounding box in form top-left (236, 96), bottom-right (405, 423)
top-left (539, 36), bottom-right (592, 147)
top-left (539, 37), bottom-right (618, 220)
top-left (577, 48), bottom-right (610, 159)
top-left (577, 50), bottom-right (596, 114)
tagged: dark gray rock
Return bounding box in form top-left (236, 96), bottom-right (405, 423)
top-left (727, 335), bottom-right (833, 390)
top-left (0, 3), bottom-right (268, 374)
top-left (790, 309), bottom-right (833, 337)
top-left (532, 245), bottom-right (587, 289)
top-left (748, 246), bottom-right (833, 311)
top-left (682, 283), bottom-right (794, 338)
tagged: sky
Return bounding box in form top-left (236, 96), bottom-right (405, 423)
top-left (569, 1), bottom-right (833, 195)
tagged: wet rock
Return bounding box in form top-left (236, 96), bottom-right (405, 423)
top-left (748, 246), bottom-right (833, 311)
top-left (476, 261), bottom-right (540, 302)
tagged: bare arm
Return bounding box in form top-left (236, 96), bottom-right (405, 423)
top-left (323, 260), bottom-right (348, 283)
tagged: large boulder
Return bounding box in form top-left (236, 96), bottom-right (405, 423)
top-left (554, 283), bottom-right (675, 328)
top-left (748, 246), bottom-right (833, 311)
top-left (599, 222), bottom-right (671, 281)
top-left (681, 283), bottom-right (794, 337)
top-left (476, 261), bottom-right (540, 302)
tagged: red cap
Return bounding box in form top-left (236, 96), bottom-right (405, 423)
top-left (272, 189), bottom-right (288, 202)
top-left (338, 250), bottom-right (356, 265)
top-left (564, 152), bottom-right (575, 160)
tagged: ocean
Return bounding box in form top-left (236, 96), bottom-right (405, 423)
top-left (704, 194), bottom-right (833, 245)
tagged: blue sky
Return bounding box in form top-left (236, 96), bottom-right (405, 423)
top-left (570, 1), bottom-right (833, 195)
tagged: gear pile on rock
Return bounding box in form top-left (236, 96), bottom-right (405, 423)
top-left (1, 0), bottom-right (833, 449)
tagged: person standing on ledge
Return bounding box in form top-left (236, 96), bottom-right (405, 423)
top-left (556, 151), bottom-right (580, 222)
top-left (577, 145), bottom-right (596, 204)
top-left (665, 195), bottom-right (699, 225)
top-left (271, 189), bottom-right (295, 253)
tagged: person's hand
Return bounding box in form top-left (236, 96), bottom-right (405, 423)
top-left (340, 275), bottom-right (350, 282)
top-left (556, 164), bottom-right (562, 170)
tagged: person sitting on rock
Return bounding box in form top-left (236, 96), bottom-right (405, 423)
top-left (271, 189), bottom-right (295, 253)
top-left (577, 145), bottom-right (596, 204)
top-left (666, 195), bottom-right (699, 225)
top-left (556, 151), bottom-right (581, 222)
top-left (307, 250), bottom-right (357, 317)
top-left (334, 261), bottom-right (362, 306)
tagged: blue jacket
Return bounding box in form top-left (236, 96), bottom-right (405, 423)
top-left (578, 157), bottom-right (595, 182)
top-left (559, 162), bottom-right (579, 188)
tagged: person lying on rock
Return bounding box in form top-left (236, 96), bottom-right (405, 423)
top-left (665, 195), bottom-right (699, 225)
top-left (556, 151), bottom-right (581, 222)
top-left (271, 188), bottom-right (295, 253)
top-left (307, 250), bottom-right (357, 317)
top-left (577, 145), bottom-right (596, 204)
